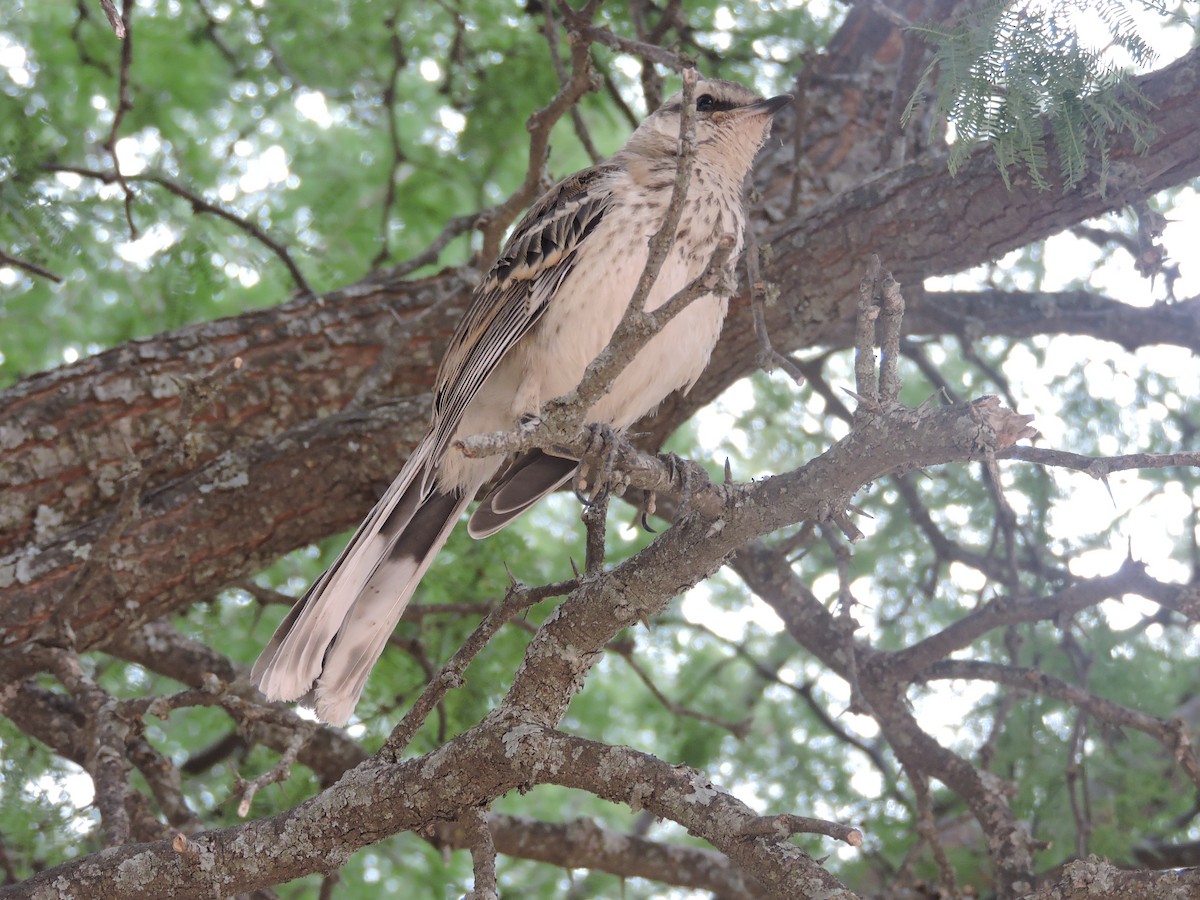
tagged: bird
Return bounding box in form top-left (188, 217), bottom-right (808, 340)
top-left (253, 78), bottom-right (791, 725)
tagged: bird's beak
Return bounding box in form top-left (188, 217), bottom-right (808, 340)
top-left (747, 94), bottom-right (793, 117)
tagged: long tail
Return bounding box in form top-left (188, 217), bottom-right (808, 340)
top-left (252, 438), bottom-right (473, 725)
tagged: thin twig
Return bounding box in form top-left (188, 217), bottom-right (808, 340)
top-left (597, 61), bottom-right (641, 129)
top-left (628, 66), bottom-right (699, 317)
top-left (371, 11), bottom-right (410, 268)
top-left (824, 524), bottom-right (868, 710)
top-left (194, 0), bottom-right (242, 72)
top-left (742, 175), bottom-right (803, 381)
top-left (237, 579), bottom-right (298, 608)
top-left (478, 22), bottom-right (596, 264)
top-left (1001, 446), bottom-right (1200, 477)
top-left (542, 2), bottom-right (602, 165)
top-left (44, 164), bottom-right (314, 295)
top-left (899, 338), bottom-right (961, 403)
top-left (71, 1), bottom-right (114, 74)
top-left (389, 213), bottom-right (476, 278)
top-left (235, 723), bottom-right (315, 817)
top-left (0, 250), bottom-right (63, 283)
top-left (980, 627), bottom-right (1024, 772)
top-left (628, 0), bottom-right (666, 110)
top-left (739, 813), bottom-right (863, 847)
top-left (98, 0), bottom-right (126, 38)
top-left (394, 3), bottom-right (602, 276)
top-left (568, 21), bottom-right (688, 72)
top-left (610, 639), bottom-right (751, 737)
top-left (922, 659), bottom-right (1200, 789)
top-left (462, 808), bottom-right (499, 900)
top-left (910, 768), bottom-right (961, 897)
top-left (1065, 708), bottom-right (1092, 858)
top-left (379, 579), bottom-right (577, 760)
top-left (104, 0), bottom-right (136, 237)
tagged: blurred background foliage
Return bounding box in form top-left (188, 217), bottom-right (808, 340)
top-left (0, 0), bottom-right (827, 384)
top-left (2, 0), bottom-right (1198, 897)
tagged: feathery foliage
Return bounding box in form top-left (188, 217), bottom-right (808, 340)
top-left (906, 0), bottom-right (1164, 189)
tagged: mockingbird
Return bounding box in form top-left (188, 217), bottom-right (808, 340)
top-left (254, 78), bottom-right (791, 724)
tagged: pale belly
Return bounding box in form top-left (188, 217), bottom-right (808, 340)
top-left (518, 223), bottom-right (732, 429)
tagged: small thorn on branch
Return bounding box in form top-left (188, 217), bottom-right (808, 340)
top-left (171, 832), bottom-right (200, 862)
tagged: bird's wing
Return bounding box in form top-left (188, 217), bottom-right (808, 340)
top-left (467, 448), bottom-right (579, 538)
top-left (426, 165), bottom-right (617, 467)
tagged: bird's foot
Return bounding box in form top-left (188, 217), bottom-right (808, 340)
top-left (574, 423), bottom-right (627, 506)
top-left (639, 489), bottom-right (658, 533)
top-left (665, 451), bottom-right (701, 519)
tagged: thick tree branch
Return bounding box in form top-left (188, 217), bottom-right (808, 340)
top-left (4, 384), bottom-right (1039, 896)
top-left (43, 165), bottom-right (314, 296)
top-left (1, 720), bottom-right (854, 900)
top-left (4, 46), bottom-right (1199, 574)
top-left (1028, 856), bottom-right (1200, 900)
top-left (905, 288), bottom-right (1200, 354)
top-left (8, 5), bottom-right (1198, 897)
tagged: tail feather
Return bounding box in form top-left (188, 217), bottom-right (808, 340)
top-left (252, 439), bottom-right (448, 717)
top-left (467, 450), bottom-right (578, 539)
top-left (312, 490), bottom-right (469, 724)
top-left (254, 439), bottom-right (567, 724)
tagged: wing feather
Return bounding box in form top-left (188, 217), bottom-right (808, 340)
top-left (426, 166), bottom-right (616, 464)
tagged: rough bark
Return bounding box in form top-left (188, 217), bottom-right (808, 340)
top-left (2, 3), bottom-right (1199, 897)
top-left (3, 48), bottom-right (1198, 653)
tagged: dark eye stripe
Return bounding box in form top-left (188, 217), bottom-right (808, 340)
top-left (696, 94), bottom-right (741, 113)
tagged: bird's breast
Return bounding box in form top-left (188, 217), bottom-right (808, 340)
top-left (514, 179), bottom-right (742, 427)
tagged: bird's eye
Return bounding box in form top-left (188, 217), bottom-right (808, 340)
top-left (695, 94), bottom-right (716, 112)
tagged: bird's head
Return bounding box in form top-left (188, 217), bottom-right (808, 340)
top-left (621, 78), bottom-right (792, 176)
